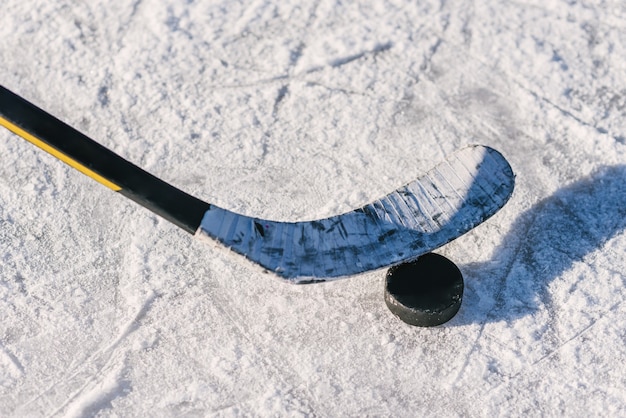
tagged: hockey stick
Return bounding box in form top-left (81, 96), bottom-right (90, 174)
top-left (0, 85), bottom-right (514, 282)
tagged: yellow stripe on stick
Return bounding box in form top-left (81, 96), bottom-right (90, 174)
top-left (0, 116), bottom-right (122, 191)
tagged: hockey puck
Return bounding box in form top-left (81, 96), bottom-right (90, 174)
top-left (384, 253), bottom-right (463, 327)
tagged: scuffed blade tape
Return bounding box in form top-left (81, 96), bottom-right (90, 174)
top-left (196, 145), bottom-right (514, 283)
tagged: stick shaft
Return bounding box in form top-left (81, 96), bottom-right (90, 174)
top-left (0, 85), bottom-right (210, 234)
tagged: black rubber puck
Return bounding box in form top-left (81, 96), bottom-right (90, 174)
top-left (384, 253), bottom-right (463, 327)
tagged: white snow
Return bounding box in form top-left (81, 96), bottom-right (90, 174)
top-left (1, 0), bottom-right (625, 416)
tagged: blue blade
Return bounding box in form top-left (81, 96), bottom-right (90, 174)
top-left (196, 145), bottom-right (515, 283)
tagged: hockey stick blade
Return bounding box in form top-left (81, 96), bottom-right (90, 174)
top-left (197, 145), bottom-right (514, 282)
top-left (0, 85), bottom-right (514, 283)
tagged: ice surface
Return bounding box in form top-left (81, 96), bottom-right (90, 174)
top-left (1, 0), bottom-right (625, 416)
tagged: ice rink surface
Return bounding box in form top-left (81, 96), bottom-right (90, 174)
top-left (1, 1), bottom-right (625, 416)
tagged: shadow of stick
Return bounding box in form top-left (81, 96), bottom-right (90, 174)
top-left (458, 165), bottom-right (626, 325)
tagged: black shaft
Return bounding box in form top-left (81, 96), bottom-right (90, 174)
top-left (0, 85), bottom-right (210, 234)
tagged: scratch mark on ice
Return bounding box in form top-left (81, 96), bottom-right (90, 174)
top-left (0, 342), bottom-right (24, 379)
top-left (452, 211), bottom-right (542, 387)
top-left (19, 292), bottom-right (158, 417)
